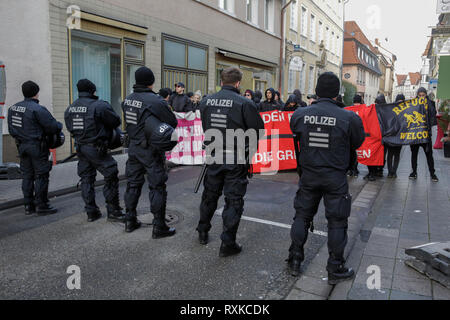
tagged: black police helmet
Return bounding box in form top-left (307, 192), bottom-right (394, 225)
top-left (108, 127), bottom-right (124, 150)
top-left (144, 115), bottom-right (178, 152)
top-left (46, 131), bottom-right (65, 149)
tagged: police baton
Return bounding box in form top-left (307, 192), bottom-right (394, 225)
top-left (194, 144), bottom-right (207, 194)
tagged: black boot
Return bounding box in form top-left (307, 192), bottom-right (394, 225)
top-left (87, 209), bottom-right (102, 222)
top-left (152, 225), bottom-right (176, 239)
top-left (327, 264), bottom-right (355, 285)
top-left (287, 253), bottom-right (302, 277)
top-left (25, 204), bottom-right (36, 215)
top-left (37, 203), bottom-right (58, 216)
top-left (198, 231), bottom-right (209, 245)
top-left (219, 242), bottom-right (242, 257)
top-left (106, 204), bottom-right (125, 223)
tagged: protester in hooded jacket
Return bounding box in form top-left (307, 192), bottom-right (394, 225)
top-left (293, 89), bottom-right (308, 107)
top-left (253, 90), bottom-right (263, 109)
top-left (283, 95), bottom-right (299, 112)
top-left (274, 91), bottom-right (284, 107)
top-left (374, 94), bottom-right (388, 178)
top-left (259, 88), bottom-right (281, 112)
top-left (384, 94), bottom-right (405, 178)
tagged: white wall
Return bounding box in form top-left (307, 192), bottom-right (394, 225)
top-left (0, 0), bottom-right (53, 134)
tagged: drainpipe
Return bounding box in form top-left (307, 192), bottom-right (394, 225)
top-left (279, 0), bottom-right (294, 96)
top-left (340, 0), bottom-right (349, 84)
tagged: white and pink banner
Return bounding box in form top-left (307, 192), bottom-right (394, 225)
top-left (166, 111), bottom-right (205, 165)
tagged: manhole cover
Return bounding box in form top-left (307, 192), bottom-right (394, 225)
top-left (136, 207), bottom-right (183, 226)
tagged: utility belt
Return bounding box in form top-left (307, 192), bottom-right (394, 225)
top-left (15, 137), bottom-right (47, 152)
top-left (75, 140), bottom-right (108, 156)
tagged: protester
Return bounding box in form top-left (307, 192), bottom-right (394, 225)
top-left (244, 89), bottom-right (254, 101)
top-left (259, 88), bottom-right (281, 112)
top-left (187, 92), bottom-right (194, 102)
top-left (409, 87), bottom-right (439, 182)
top-left (293, 89), bottom-right (308, 107)
top-left (253, 90), bottom-right (263, 108)
top-left (169, 82), bottom-right (193, 112)
top-left (274, 90), bottom-right (284, 107)
top-left (347, 94), bottom-right (364, 178)
top-left (385, 94), bottom-right (405, 178)
top-left (306, 94), bottom-right (317, 106)
top-left (283, 95), bottom-right (299, 111)
top-left (192, 90), bottom-right (202, 111)
top-left (375, 94), bottom-right (387, 177)
top-left (158, 88), bottom-right (172, 102)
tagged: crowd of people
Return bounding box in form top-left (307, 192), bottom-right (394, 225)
top-left (6, 64), bottom-right (439, 285)
top-left (347, 89), bottom-right (438, 182)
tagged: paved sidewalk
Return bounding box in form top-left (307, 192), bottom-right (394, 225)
top-left (0, 154), bottom-right (128, 210)
top-left (329, 145), bottom-right (450, 300)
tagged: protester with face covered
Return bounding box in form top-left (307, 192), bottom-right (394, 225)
top-left (259, 88), bottom-right (281, 112)
top-left (283, 95), bottom-right (300, 112)
top-left (293, 89), bottom-right (308, 107)
top-left (274, 90), bottom-right (284, 107)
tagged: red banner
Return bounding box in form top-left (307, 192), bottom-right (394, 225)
top-left (252, 110), bottom-right (297, 173)
top-left (345, 104), bottom-right (384, 166)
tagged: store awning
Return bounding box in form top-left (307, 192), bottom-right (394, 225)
top-left (217, 49), bottom-right (278, 68)
top-left (437, 56), bottom-right (450, 99)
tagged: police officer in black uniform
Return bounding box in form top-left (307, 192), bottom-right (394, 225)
top-left (64, 79), bottom-right (124, 222)
top-left (7, 81), bottom-right (62, 215)
top-left (288, 72), bottom-right (365, 283)
top-left (197, 67), bottom-right (264, 257)
top-left (122, 67), bottom-right (178, 236)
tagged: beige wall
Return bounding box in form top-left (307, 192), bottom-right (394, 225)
top-left (47, 0), bottom-right (282, 159)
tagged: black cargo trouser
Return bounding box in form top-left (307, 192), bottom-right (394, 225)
top-left (290, 170), bottom-right (352, 270)
top-left (197, 164), bottom-right (249, 245)
top-left (124, 143), bottom-right (167, 228)
top-left (18, 142), bottom-right (52, 207)
top-left (77, 144), bottom-right (120, 214)
top-left (410, 142), bottom-right (435, 175)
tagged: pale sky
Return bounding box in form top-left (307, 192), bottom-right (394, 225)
top-left (345, 0), bottom-right (439, 75)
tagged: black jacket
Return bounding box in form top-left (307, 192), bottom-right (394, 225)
top-left (290, 98), bottom-right (365, 173)
top-left (283, 95), bottom-right (299, 112)
top-left (122, 86), bottom-right (178, 145)
top-left (65, 93), bottom-right (121, 145)
top-left (8, 98), bottom-right (62, 143)
top-left (259, 88), bottom-right (281, 112)
top-left (199, 85), bottom-right (264, 164)
top-left (169, 93), bottom-right (193, 112)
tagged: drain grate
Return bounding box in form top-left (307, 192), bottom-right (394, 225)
top-left (136, 207), bottom-right (183, 226)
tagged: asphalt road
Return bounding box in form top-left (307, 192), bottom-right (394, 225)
top-left (0, 166), bottom-right (366, 299)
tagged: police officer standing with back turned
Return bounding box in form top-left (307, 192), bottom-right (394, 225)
top-left (8, 81), bottom-right (63, 216)
top-left (64, 79), bottom-right (125, 223)
top-left (288, 72), bottom-right (365, 283)
top-left (196, 67), bottom-right (264, 257)
top-left (122, 67), bottom-right (178, 237)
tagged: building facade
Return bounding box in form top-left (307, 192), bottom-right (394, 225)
top-left (373, 41), bottom-right (395, 103)
top-left (392, 72), bottom-right (421, 100)
top-left (425, 11), bottom-right (450, 101)
top-left (342, 21), bottom-right (382, 105)
top-left (282, 0), bottom-right (344, 100)
top-left (1, 0), bottom-right (282, 161)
